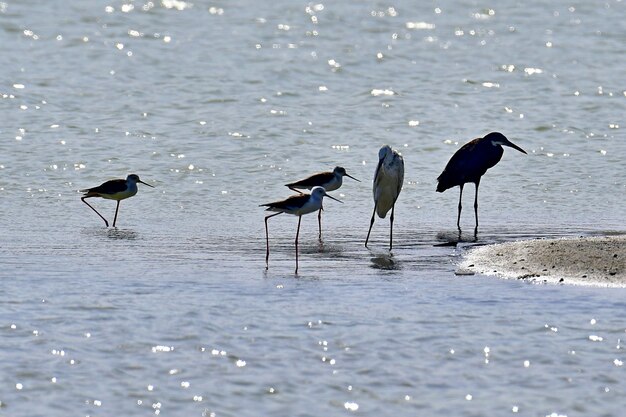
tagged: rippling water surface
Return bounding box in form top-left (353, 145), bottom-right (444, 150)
top-left (1, 1), bottom-right (625, 416)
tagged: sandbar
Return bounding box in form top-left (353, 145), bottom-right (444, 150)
top-left (458, 235), bottom-right (626, 287)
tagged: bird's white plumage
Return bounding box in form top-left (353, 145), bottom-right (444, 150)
top-left (373, 145), bottom-right (404, 218)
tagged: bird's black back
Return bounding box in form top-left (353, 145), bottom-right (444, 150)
top-left (83, 178), bottom-right (128, 195)
top-left (436, 137), bottom-right (504, 192)
top-left (260, 194), bottom-right (310, 211)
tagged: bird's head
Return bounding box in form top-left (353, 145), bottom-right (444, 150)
top-left (333, 166), bottom-right (346, 175)
top-left (334, 166), bottom-right (360, 182)
top-left (379, 145), bottom-right (393, 161)
top-left (486, 132), bottom-right (527, 154)
top-left (127, 174), bottom-right (154, 187)
top-left (311, 186), bottom-right (343, 203)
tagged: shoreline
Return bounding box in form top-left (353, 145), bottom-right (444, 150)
top-left (458, 235), bottom-right (626, 287)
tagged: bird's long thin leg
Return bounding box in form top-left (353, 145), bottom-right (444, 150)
top-left (288, 187), bottom-right (304, 195)
top-left (317, 208), bottom-right (323, 240)
top-left (264, 212), bottom-right (282, 270)
top-left (389, 204), bottom-right (395, 251)
top-left (112, 200), bottom-right (121, 228)
top-left (81, 197), bottom-right (109, 227)
top-left (365, 204), bottom-right (377, 248)
top-left (457, 184), bottom-right (464, 231)
top-left (295, 215), bottom-right (302, 274)
top-left (473, 180), bottom-right (480, 237)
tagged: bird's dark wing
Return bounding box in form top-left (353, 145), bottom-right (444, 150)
top-left (436, 138), bottom-right (482, 191)
top-left (285, 171), bottom-right (332, 189)
top-left (82, 179), bottom-right (127, 195)
top-left (260, 194), bottom-right (310, 211)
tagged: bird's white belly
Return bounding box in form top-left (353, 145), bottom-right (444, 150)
top-left (294, 199), bottom-right (322, 216)
top-left (374, 175), bottom-right (398, 218)
top-left (101, 189), bottom-right (137, 201)
top-left (321, 179), bottom-right (340, 192)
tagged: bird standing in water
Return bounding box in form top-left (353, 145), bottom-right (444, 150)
top-left (81, 174), bottom-right (154, 227)
top-left (285, 166), bottom-right (359, 239)
top-left (365, 145), bottom-right (404, 250)
top-left (261, 186), bottom-right (342, 274)
top-left (436, 131), bottom-right (527, 235)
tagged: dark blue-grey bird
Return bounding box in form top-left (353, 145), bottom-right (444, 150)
top-left (436, 132), bottom-right (527, 234)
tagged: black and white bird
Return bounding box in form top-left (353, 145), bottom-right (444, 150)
top-left (285, 166), bottom-right (359, 238)
top-left (261, 186), bottom-right (342, 274)
top-left (81, 174), bottom-right (154, 227)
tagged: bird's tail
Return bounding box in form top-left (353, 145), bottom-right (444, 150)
top-left (436, 172), bottom-right (454, 193)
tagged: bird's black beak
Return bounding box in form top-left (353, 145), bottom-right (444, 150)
top-left (504, 140), bottom-right (527, 154)
top-left (346, 173), bottom-right (361, 182)
top-left (324, 194), bottom-right (343, 204)
top-left (139, 180), bottom-right (155, 188)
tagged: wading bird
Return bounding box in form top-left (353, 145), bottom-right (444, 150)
top-left (285, 166), bottom-right (359, 238)
top-left (81, 174), bottom-right (154, 227)
top-left (365, 145), bottom-right (404, 250)
top-left (261, 186), bottom-right (342, 273)
top-left (436, 131), bottom-right (527, 234)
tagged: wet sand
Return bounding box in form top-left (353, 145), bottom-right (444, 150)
top-left (458, 235), bottom-right (626, 287)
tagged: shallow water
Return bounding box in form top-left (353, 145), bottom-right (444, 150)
top-left (1, 1), bottom-right (625, 416)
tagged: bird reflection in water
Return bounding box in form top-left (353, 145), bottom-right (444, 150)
top-left (370, 252), bottom-right (401, 270)
top-left (106, 228), bottom-right (138, 240)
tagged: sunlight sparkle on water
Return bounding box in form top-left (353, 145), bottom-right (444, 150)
top-left (524, 67), bottom-right (543, 75)
top-left (344, 402), bottom-right (359, 411)
top-left (162, 0), bottom-right (192, 11)
top-left (151, 345), bottom-right (174, 353)
top-left (405, 22), bottom-right (435, 30)
top-left (371, 89), bottom-right (395, 96)
top-left (327, 59), bottom-right (341, 69)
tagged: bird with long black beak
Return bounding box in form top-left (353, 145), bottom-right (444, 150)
top-left (261, 186), bottom-right (343, 274)
top-left (436, 132), bottom-right (527, 235)
top-left (285, 166), bottom-right (359, 239)
top-left (81, 174), bottom-right (154, 227)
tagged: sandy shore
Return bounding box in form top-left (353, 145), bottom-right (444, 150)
top-left (458, 235), bottom-right (626, 287)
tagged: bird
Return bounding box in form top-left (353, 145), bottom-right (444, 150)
top-left (436, 131), bottom-right (527, 235)
top-left (261, 186), bottom-right (342, 273)
top-left (365, 145), bottom-right (404, 250)
top-left (81, 174), bottom-right (154, 227)
top-left (285, 166), bottom-right (360, 239)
